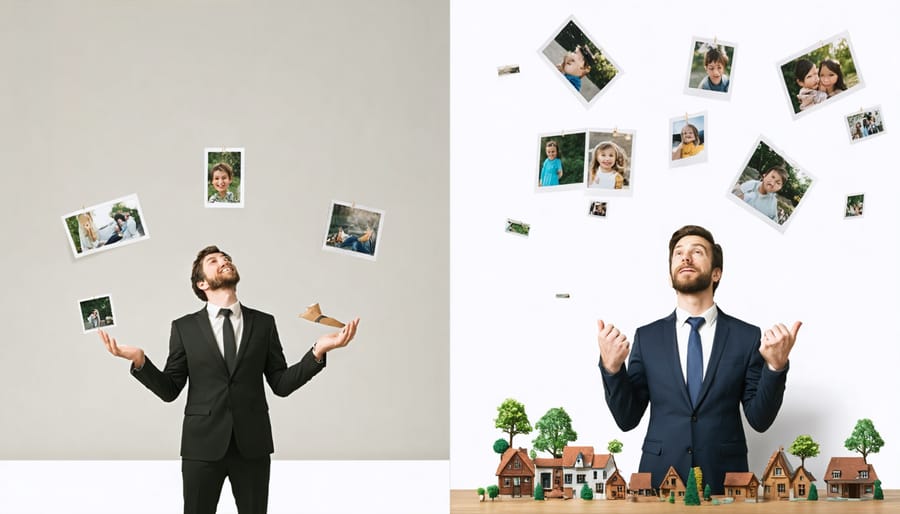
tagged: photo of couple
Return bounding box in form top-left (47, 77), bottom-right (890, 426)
top-left (62, 194), bottom-right (150, 258)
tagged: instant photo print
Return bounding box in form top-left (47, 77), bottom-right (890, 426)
top-left (585, 129), bottom-right (635, 194)
top-left (62, 194), bottom-right (150, 258)
top-left (539, 16), bottom-right (621, 106)
top-left (728, 137), bottom-right (814, 232)
top-left (685, 37), bottom-right (736, 99)
top-left (846, 107), bottom-right (885, 143)
top-left (205, 147), bottom-right (245, 208)
top-left (670, 112), bottom-right (707, 167)
top-left (778, 32), bottom-right (863, 118)
top-left (79, 294), bottom-right (115, 334)
top-left (323, 201), bottom-right (384, 261)
top-left (588, 201), bottom-right (607, 218)
top-left (536, 132), bottom-right (586, 192)
top-left (845, 193), bottom-right (865, 218)
top-left (504, 218), bottom-right (530, 237)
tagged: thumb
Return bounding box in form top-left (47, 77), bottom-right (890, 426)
top-left (597, 320), bottom-right (605, 332)
top-left (790, 321), bottom-right (802, 339)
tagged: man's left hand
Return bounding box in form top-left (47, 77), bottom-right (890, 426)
top-left (313, 317), bottom-right (360, 359)
top-left (759, 321), bottom-right (802, 371)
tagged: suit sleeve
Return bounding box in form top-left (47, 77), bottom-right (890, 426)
top-left (264, 320), bottom-right (326, 397)
top-left (600, 329), bottom-right (650, 431)
top-left (131, 322), bottom-right (189, 403)
top-left (740, 327), bottom-right (788, 432)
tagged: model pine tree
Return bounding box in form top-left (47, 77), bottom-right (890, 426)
top-left (684, 468), bottom-right (701, 505)
top-left (807, 483), bottom-right (818, 501)
top-left (668, 491), bottom-right (675, 503)
top-left (703, 484), bottom-right (711, 501)
top-left (874, 479), bottom-right (884, 500)
top-left (580, 483), bottom-right (593, 500)
top-left (534, 483), bottom-right (544, 500)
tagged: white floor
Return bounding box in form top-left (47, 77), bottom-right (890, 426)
top-left (0, 460), bottom-right (449, 513)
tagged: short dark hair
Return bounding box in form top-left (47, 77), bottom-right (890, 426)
top-left (191, 245), bottom-right (229, 301)
top-left (113, 213), bottom-right (126, 222)
top-left (209, 162), bottom-right (234, 181)
top-left (705, 47), bottom-right (728, 67)
top-left (668, 225), bottom-right (723, 291)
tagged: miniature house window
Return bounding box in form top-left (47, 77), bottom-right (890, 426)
top-left (524, 477), bottom-right (530, 483)
top-left (736, 489), bottom-right (742, 495)
top-left (679, 491), bottom-right (684, 496)
top-left (670, 478), bottom-right (676, 486)
top-left (603, 470), bottom-right (608, 479)
top-left (832, 471), bottom-right (841, 479)
top-left (513, 459), bottom-right (521, 469)
top-left (565, 474), bottom-right (572, 485)
top-left (504, 478), bottom-right (510, 487)
top-left (617, 486), bottom-right (625, 493)
top-left (777, 484), bottom-right (786, 493)
top-left (577, 474), bottom-right (586, 484)
top-left (831, 485), bottom-right (839, 493)
top-left (596, 483), bottom-right (604, 493)
top-left (593, 471), bottom-right (597, 480)
top-left (859, 471), bottom-right (868, 479)
top-left (513, 477), bottom-right (520, 486)
top-left (798, 484), bottom-right (806, 496)
top-left (774, 467), bottom-right (783, 476)
top-left (865, 486), bottom-right (873, 494)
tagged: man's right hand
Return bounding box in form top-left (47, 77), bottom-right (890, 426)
top-left (597, 320), bottom-right (630, 374)
top-left (99, 329), bottom-right (146, 369)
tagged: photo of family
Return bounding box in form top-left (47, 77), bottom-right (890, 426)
top-left (539, 17), bottom-right (621, 105)
top-left (588, 201), bottom-right (607, 218)
top-left (845, 193), bottom-right (864, 218)
top-left (323, 201), bottom-right (384, 261)
top-left (205, 147), bottom-right (244, 208)
top-left (79, 294), bottom-right (115, 333)
top-left (847, 107), bottom-right (885, 142)
top-left (685, 38), bottom-right (735, 98)
top-left (536, 132), bottom-right (586, 192)
top-left (728, 138), bottom-right (814, 231)
top-left (62, 194), bottom-right (150, 258)
top-left (779, 32), bottom-right (863, 117)
top-left (585, 129), bottom-right (634, 193)
top-left (670, 113), bottom-right (707, 166)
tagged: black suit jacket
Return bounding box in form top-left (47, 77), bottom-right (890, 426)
top-left (601, 309), bottom-right (788, 494)
top-left (132, 305), bottom-right (325, 461)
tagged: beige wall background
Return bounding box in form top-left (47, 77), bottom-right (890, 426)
top-left (0, 0), bottom-right (448, 460)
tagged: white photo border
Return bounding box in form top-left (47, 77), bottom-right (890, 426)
top-left (61, 193), bottom-right (151, 259)
top-left (669, 111), bottom-right (708, 168)
top-left (322, 200), bottom-right (385, 262)
top-left (683, 36), bottom-right (737, 101)
top-left (204, 147), bottom-right (245, 208)
top-left (584, 128), bottom-right (636, 197)
top-left (78, 293), bottom-right (116, 334)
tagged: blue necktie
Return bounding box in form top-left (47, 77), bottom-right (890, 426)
top-left (686, 316), bottom-right (705, 407)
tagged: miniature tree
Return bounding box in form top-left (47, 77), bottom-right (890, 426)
top-left (477, 487), bottom-right (485, 501)
top-left (529, 449), bottom-right (537, 460)
top-left (668, 491), bottom-right (675, 503)
top-left (580, 482), bottom-right (594, 500)
top-left (534, 483), bottom-right (544, 500)
top-left (494, 398), bottom-right (532, 449)
top-left (789, 434), bottom-right (820, 468)
top-left (487, 484), bottom-right (499, 501)
top-left (874, 479), bottom-right (883, 500)
top-left (608, 438), bottom-right (623, 455)
top-left (493, 438), bottom-right (509, 456)
top-left (532, 407), bottom-right (577, 458)
top-left (807, 483), bottom-right (818, 501)
top-left (844, 418), bottom-right (884, 464)
top-left (684, 468), bottom-right (701, 505)
top-left (703, 484), bottom-right (711, 501)
top-left (692, 467), bottom-right (703, 498)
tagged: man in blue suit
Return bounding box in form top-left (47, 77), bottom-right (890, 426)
top-left (597, 225), bottom-right (800, 494)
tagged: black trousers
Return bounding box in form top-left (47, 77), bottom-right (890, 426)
top-left (181, 434), bottom-right (271, 514)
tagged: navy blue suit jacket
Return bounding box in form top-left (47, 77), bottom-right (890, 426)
top-left (132, 305), bottom-right (326, 461)
top-left (600, 309), bottom-right (787, 494)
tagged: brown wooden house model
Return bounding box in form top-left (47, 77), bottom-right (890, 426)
top-left (723, 472), bottom-right (760, 501)
top-left (495, 447), bottom-right (534, 497)
top-left (657, 465), bottom-right (686, 500)
top-left (824, 457), bottom-right (878, 499)
top-left (761, 447), bottom-right (796, 501)
top-left (628, 472), bottom-right (657, 500)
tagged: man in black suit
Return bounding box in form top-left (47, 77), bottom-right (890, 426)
top-left (597, 225), bottom-right (800, 494)
top-left (100, 245), bottom-right (359, 514)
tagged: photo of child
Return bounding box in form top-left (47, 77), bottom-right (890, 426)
top-left (728, 138), bottom-right (814, 231)
top-left (536, 132), bottom-right (586, 192)
top-left (847, 107), bottom-right (885, 142)
top-left (670, 113), bottom-right (707, 166)
top-left (779, 32), bottom-right (862, 117)
top-left (539, 17), bottom-right (621, 105)
top-left (205, 147), bottom-right (244, 208)
top-left (845, 193), bottom-right (864, 218)
top-left (585, 130), bottom-right (634, 193)
top-left (686, 38), bottom-right (735, 98)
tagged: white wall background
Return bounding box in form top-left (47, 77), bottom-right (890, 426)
top-left (451, 0), bottom-right (900, 490)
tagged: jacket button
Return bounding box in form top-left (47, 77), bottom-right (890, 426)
top-left (687, 447), bottom-right (693, 454)
top-left (691, 415), bottom-right (697, 422)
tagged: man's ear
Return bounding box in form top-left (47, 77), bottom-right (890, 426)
top-left (712, 268), bottom-right (722, 284)
top-left (196, 280), bottom-right (209, 292)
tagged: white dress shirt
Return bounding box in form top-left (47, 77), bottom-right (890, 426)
top-left (675, 304), bottom-right (718, 385)
top-left (206, 301), bottom-right (243, 357)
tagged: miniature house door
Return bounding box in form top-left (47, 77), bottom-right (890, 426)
top-left (512, 477), bottom-right (521, 497)
top-left (541, 473), bottom-right (551, 490)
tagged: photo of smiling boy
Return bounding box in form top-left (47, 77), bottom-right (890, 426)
top-left (686, 38), bottom-right (735, 99)
top-left (539, 17), bottom-right (621, 106)
top-left (204, 147), bottom-right (244, 208)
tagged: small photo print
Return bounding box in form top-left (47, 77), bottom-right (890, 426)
top-left (685, 37), bottom-right (736, 98)
top-left (497, 64), bottom-right (520, 76)
top-left (539, 16), bottom-right (621, 106)
top-left (323, 201), bottom-right (384, 261)
top-left (79, 294), bottom-right (116, 333)
top-left (537, 132), bottom-right (587, 192)
top-left (62, 193), bottom-right (150, 258)
top-left (847, 107), bottom-right (885, 142)
top-left (728, 137), bottom-right (814, 232)
top-left (670, 113), bottom-right (707, 167)
top-left (845, 193), bottom-right (864, 218)
top-left (505, 218), bottom-right (530, 237)
top-left (778, 32), bottom-right (863, 117)
top-left (586, 129), bottom-right (634, 194)
top-left (588, 201), bottom-right (607, 218)
top-left (205, 147), bottom-right (244, 207)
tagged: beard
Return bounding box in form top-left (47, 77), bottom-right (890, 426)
top-left (671, 267), bottom-right (713, 294)
top-left (205, 267), bottom-right (240, 291)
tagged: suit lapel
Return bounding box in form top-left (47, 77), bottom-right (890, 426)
top-left (663, 311), bottom-right (692, 408)
top-left (194, 307), bottom-right (229, 375)
top-left (697, 308), bottom-right (729, 407)
top-left (234, 304), bottom-right (255, 373)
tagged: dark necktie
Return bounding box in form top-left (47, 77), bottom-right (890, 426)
top-left (220, 308), bottom-right (236, 374)
top-left (686, 316), bottom-right (705, 407)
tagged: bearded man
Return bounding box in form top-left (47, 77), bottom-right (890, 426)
top-left (596, 225), bottom-right (800, 494)
top-left (100, 245), bottom-right (359, 514)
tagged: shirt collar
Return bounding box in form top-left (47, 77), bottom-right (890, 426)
top-left (206, 301), bottom-right (241, 319)
top-left (675, 303), bottom-right (718, 326)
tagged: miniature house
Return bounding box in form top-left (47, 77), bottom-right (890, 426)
top-left (723, 472), bottom-right (759, 501)
top-left (824, 457), bottom-right (878, 499)
top-left (628, 472), bottom-right (656, 498)
top-left (658, 465), bottom-right (686, 500)
top-left (495, 447), bottom-right (534, 498)
top-left (556, 446), bottom-right (618, 500)
top-left (606, 469), bottom-right (627, 500)
top-left (533, 456), bottom-right (567, 499)
top-left (792, 466), bottom-right (816, 499)
top-left (761, 447), bottom-right (795, 501)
